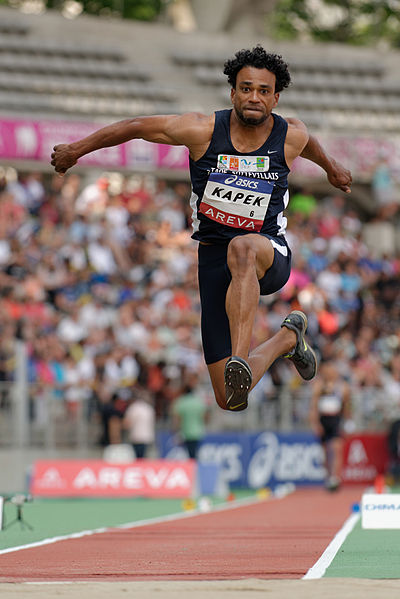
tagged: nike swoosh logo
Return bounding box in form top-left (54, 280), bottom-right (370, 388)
top-left (267, 150), bottom-right (277, 154)
top-left (229, 402), bottom-right (246, 410)
top-left (226, 390), bottom-right (246, 410)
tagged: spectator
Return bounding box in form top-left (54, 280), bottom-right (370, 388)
top-left (172, 377), bottom-right (209, 459)
top-left (288, 187), bottom-right (317, 218)
top-left (371, 153), bottom-right (399, 220)
top-left (57, 304), bottom-right (87, 344)
top-left (1, 163), bottom-right (400, 441)
top-left (75, 175), bottom-right (109, 217)
top-left (309, 363), bottom-right (351, 491)
top-left (98, 390), bottom-right (126, 446)
top-left (122, 388), bottom-right (156, 458)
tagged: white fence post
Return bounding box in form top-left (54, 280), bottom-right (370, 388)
top-left (13, 339), bottom-right (29, 448)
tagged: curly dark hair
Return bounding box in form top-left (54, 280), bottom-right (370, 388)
top-left (223, 45), bottom-right (291, 93)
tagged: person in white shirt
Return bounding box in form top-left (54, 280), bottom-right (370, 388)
top-left (123, 389), bottom-right (155, 458)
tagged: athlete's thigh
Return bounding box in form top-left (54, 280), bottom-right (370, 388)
top-left (198, 243), bottom-right (231, 365)
top-left (228, 233), bottom-right (274, 279)
top-left (229, 233), bottom-right (291, 294)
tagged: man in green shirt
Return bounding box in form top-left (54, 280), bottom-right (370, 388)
top-left (172, 383), bottom-right (209, 459)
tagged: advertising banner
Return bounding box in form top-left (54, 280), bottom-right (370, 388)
top-left (1, 117), bottom-right (399, 177)
top-left (157, 430), bottom-right (326, 489)
top-left (0, 118), bottom-right (189, 171)
top-left (362, 493), bottom-right (400, 529)
top-left (158, 431), bottom-right (390, 488)
top-left (291, 136), bottom-right (400, 178)
top-left (31, 459), bottom-right (196, 498)
top-left (342, 433), bottom-right (389, 484)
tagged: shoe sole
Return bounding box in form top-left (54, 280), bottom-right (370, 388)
top-left (224, 357), bottom-right (252, 411)
top-left (293, 344), bottom-right (318, 380)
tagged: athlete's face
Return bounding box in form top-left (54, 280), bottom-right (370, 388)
top-left (231, 66), bottom-right (279, 126)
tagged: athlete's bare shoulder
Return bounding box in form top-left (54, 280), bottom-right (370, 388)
top-left (285, 116), bottom-right (308, 130)
top-left (282, 116), bottom-right (309, 165)
top-left (163, 112), bottom-right (215, 158)
top-left (284, 117), bottom-right (309, 143)
top-left (176, 111), bottom-right (214, 129)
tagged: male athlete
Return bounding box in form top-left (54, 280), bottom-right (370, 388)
top-left (51, 46), bottom-right (352, 413)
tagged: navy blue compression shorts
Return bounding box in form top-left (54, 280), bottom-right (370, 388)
top-left (320, 414), bottom-right (342, 443)
top-left (198, 235), bottom-right (292, 365)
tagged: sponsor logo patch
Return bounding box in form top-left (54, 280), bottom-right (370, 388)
top-left (217, 154), bottom-right (270, 172)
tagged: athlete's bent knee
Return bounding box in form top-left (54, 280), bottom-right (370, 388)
top-left (227, 236), bottom-right (257, 273)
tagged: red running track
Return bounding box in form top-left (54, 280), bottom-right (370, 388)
top-left (0, 486), bottom-right (362, 581)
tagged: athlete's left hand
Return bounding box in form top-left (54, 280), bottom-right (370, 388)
top-left (327, 159), bottom-right (352, 193)
top-left (51, 144), bottom-right (78, 176)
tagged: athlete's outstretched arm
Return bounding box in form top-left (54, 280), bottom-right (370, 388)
top-left (300, 134), bottom-right (352, 193)
top-left (51, 113), bottom-right (212, 175)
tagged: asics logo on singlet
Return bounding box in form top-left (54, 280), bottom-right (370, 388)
top-left (224, 175), bottom-right (259, 189)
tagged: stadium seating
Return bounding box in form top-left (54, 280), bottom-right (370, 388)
top-left (172, 48), bottom-right (400, 133)
top-left (0, 11), bottom-right (177, 119)
top-left (0, 17), bottom-right (29, 36)
top-left (0, 7), bottom-right (399, 132)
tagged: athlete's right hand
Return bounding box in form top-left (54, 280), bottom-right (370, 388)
top-left (51, 144), bottom-right (78, 175)
top-left (327, 158), bottom-right (352, 193)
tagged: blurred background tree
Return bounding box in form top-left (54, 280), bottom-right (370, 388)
top-left (0, 0), bottom-right (164, 21)
top-left (1, 0), bottom-right (399, 47)
top-left (79, 0), bottom-right (163, 20)
top-left (271, 0), bottom-right (400, 48)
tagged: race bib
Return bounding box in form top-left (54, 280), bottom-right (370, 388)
top-left (200, 172), bottom-right (274, 232)
top-left (319, 395), bottom-right (342, 416)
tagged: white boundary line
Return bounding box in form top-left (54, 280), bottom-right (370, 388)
top-left (302, 512), bottom-right (360, 579)
top-left (0, 494), bottom-right (268, 556)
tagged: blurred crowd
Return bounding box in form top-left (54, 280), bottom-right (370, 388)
top-left (0, 165), bottom-right (400, 446)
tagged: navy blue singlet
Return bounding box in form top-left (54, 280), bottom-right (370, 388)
top-left (189, 109), bottom-right (290, 245)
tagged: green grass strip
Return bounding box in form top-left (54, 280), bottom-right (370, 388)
top-left (325, 520), bottom-right (400, 580)
top-left (0, 490), bottom-right (254, 551)
top-left (325, 507), bottom-right (400, 578)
